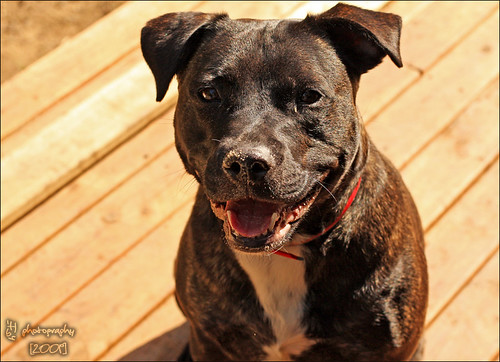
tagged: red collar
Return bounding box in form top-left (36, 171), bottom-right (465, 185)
top-left (274, 176), bottom-right (362, 261)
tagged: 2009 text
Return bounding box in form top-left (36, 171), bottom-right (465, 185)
top-left (29, 341), bottom-right (68, 356)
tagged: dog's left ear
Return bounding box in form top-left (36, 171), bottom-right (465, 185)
top-left (303, 3), bottom-right (402, 76)
top-left (141, 12), bottom-right (228, 102)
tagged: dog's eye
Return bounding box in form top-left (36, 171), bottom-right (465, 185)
top-left (198, 87), bottom-right (221, 102)
top-left (299, 89), bottom-right (322, 105)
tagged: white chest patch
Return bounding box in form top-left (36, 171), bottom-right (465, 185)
top-left (236, 246), bottom-right (315, 360)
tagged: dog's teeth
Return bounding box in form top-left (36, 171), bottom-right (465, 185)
top-left (268, 212), bottom-right (280, 231)
top-left (227, 210), bottom-right (238, 235)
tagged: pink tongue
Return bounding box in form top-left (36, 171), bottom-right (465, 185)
top-left (226, 199), bottom-right (279, 238)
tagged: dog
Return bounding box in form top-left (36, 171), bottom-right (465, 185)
top-left (141, 3), bottom-right (428, 360)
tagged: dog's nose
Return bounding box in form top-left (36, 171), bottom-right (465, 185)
top-left (223, 149), bottom-right (272, 182)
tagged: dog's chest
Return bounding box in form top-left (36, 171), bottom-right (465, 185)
top-left (236, 248), bottom-right (315, 360)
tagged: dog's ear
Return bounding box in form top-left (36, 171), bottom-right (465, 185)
top-left (141, 12), bottom-right (227, 102)
top-left (304, 3), bottom-right (402, 75)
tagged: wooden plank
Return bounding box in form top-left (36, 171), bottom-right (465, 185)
top-left (0, 107), bottom-right (176, 275)
top-left (423, 251), bottom-right (499, 360)
top-left (0, 1), bottom-right (200, 139)
top-left (0, 148), bottom-right (193, 342)
top-left (366, 10), bottom-right (499, 169)
top-left (424, 160), bottom-right (499, 325)
top-left (401, 77), bottom-right (499, 228)
top-left (1, 200), bottom-right (194, 360)
top-left (1, 49), bottom-right (148, 158)
top-left (99, 296), bottom-right (188, 361)
top-left (0, 61), bottom-right (174, 231)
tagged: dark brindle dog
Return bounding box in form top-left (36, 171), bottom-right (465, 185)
top-left (141, 3), bottom-right (428, 360)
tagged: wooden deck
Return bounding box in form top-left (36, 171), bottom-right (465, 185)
top-left (1, 1), bottom-right (498, 360)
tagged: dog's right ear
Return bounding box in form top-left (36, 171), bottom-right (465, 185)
top-left (141, 12), bottom-right (227, 102)
top-left (303, 3), bottom-right (402, 76)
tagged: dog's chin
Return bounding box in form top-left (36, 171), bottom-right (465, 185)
top-left (209, 182), bottom-right (323, 254)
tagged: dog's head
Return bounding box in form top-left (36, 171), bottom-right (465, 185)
top-left (141, 3), bottom-right (402, 254)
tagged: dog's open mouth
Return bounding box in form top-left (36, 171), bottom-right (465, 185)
top-left (210, 185), bottom-right (321, 251)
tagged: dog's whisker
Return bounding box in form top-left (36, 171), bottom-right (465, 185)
top-left (177, 171), bottom-right (198, 192)
top-left (163, 167), bottom-right (189, 178)
top-left (316, 180), bottom-right (337, 202)
top-left (181, 178), bottom-right (198, 191)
